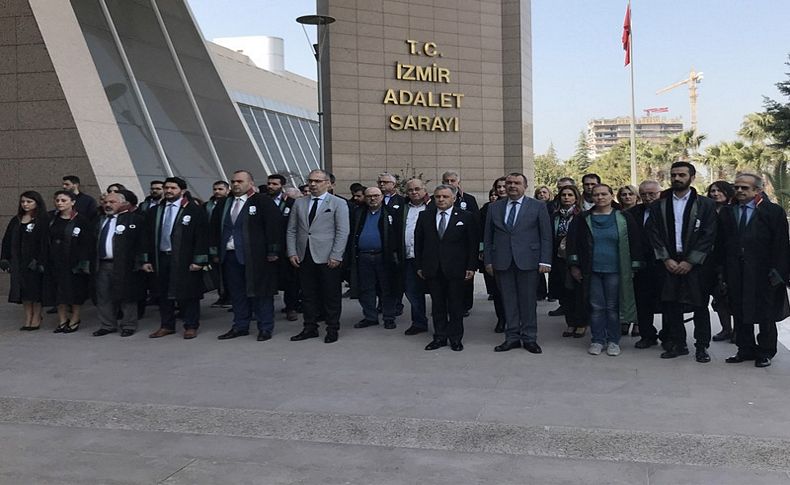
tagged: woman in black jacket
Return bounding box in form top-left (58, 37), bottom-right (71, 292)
top-left (44, 190), bottom-right (94, 333)
top-left (1, 191), bottom-right (49, 330)
top-left (549, 185), bottom-right (586, 338)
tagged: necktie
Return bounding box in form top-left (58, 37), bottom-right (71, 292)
top-left (506, 201), bottom-right (518, 229)
top-left (160, 204), bottom-right (175, 250)
top-left (438, 211), bottom-right (447, 239)
top-left (308, 198), bottom-right (320, 225)
top-left (231, 197), bottom-right (243, 223)
top-left (738, 205), bottom-right (748, 233)
top-left (98, 215), bottom-right (113, 259)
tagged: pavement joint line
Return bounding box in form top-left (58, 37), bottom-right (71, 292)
top-left (1, 396), bottom-right (790, 472)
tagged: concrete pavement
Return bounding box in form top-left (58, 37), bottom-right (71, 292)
top-left (1, 279), bottom-right (789, 484)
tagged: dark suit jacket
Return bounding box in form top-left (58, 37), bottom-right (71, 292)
top-left (483, 196), bottom-right (552, 271)
top-left (414, 207), bottom-right (478, 280)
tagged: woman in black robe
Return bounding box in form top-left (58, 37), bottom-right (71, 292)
top-left (1, 191), bottom-right (49, 330)
top-left (44, 190), bottom-right (94, 333)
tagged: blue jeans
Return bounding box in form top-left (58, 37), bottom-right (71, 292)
top-left (589, 272), bottom-right (620, 345)
top-left (403, 258), bottom-right (428, 329)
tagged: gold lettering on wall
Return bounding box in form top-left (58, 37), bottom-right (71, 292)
top-left (385, 40), bottom-right (462, 132)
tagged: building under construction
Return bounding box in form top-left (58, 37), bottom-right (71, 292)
top-left (586, 116), bottom-right (684, 158)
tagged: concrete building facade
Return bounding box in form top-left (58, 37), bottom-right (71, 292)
top-left (318, 0), bottom-right (534, 196)
top-left (586, 116), bottom-right (685, 158)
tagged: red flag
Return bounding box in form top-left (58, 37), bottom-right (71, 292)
top-left (622, 3), bottom-right (631, 66)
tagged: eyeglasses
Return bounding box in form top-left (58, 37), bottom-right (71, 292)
top-left (733, 185), bottom-right (752, 191)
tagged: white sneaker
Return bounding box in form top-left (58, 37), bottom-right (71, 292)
top-left (588, 343), bottom-right (603, 355)
top-left (607, 342), bottom-right (621, 356)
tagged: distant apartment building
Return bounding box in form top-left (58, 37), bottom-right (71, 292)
top-left (586, 116), bottom-right (684, 158)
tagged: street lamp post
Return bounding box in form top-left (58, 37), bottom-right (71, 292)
top-left (296, 14), bottom-right (335, 170)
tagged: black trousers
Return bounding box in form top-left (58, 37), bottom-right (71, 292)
top-left (157, 253), bottom-right (200, 330)
top-left (662, 303), bottom-right (711, 350)
top-left (734, 318), bottom-right (777, 359)
top-left (484, 271), bottom-right (505, 323)
top-left (633, 269), bottom-right (659, 340)
top-left (280, 260), bottom-right (300, 311)
top-left (299, 249), bottom-right (342, 332)
top-left (426, 268), bottom-right (465, 344)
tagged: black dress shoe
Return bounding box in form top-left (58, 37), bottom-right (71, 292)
top-left (634, 338), bottom-right (658, 349)
top-left (291, 330), bottom-right (319, 341)
top-left (494, 321), bottom-right (504, 333)
top-left (695, 349), bottom-right (711, 363)
top-left (725, 353), bottom-right (752, 363)
top-left (92, 328), bottom-right (117, 337)
top-left (257, 331), bottom-right (272, 342)
top-left (217, 328), bottom-right (249, 340)
top-left (450, 342), bottom-right (463, 352)
top-left (660, 346), bottom-right (689, 359)
top-left (120, 329), bottom-right (134, 337)
top-left (712, 330), bottom-right (733, 342)
top-left (353, 320), bottom-right (379, 329)
top-left (494, 340), bottom-right (521, 352)
top-left (755, 357), bottom-right (771, 368)
top-left (383, 320), bottom-right (396, 330)
top-left (523, 342), bottom-right (542, 354)
top-left (404, 326), bottom-right (427, 336)
top-left (548, 306), bottom-right (565, 317)
top-left (425, 340), bottom-right (447, 351)
top-left (324, 331), bottom-right (338, 343)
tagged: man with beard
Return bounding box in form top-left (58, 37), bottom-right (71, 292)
top-left (213, 171), bottom-right (282, 341)
top-left (140, 180), bottom-right (164, 212)
top-left (206, 180), bottom-right (230, 308)
top-left (628, 180), bottom-right (662, 348)
top-left (143, 177), bottom-right (209, 339)
top-left (647, 162), bottom-right (717, 362)
top-left (267, 174), bottom-right (299, 321)
top-left (719, 172), bottom-right (789, 368)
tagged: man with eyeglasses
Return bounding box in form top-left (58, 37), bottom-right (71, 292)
top-left (377, 172), bottom-right (405, 210)
top-left (399, 178), bottom-right (429, 335)
top-left (647, 162), bottom-right (717, 363)
top-left (347, 187), bottom-right (402, 330)
top-left (287, 169), bottom-right (350, 343)
top-left (718, 172), bottom-right (789, 368)
top-left (628, 180), bottom-right (662, 349)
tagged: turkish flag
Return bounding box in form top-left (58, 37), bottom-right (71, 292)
top-left (622, 3), bottom-right (631, 66)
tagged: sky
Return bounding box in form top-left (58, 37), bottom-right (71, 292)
top-left (188, 0), bottom-right (790, 159)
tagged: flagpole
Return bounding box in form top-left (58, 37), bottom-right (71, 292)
top-left (628, 0), bottom-right (637, 186)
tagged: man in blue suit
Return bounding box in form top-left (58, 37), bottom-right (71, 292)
top-left (484, 173), bottom-right (553, 353)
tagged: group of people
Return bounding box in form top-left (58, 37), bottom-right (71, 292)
top-left (2, 164), bottom-right (788, 368)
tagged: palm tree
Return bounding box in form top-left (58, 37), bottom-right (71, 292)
top-left (738, 112), bottom-right (773, 145)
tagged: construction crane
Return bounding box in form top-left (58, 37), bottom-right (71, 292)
top-left (656, 68), bottom-right (703, 133)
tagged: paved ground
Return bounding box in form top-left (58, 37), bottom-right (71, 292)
top-left (1, 277), bottom-right (790, 484)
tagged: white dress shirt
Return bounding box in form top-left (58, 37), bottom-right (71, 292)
top-left (100, 215), bottom-right (117, 260)
top-left (405, 202), bottom-right (426, 259)
top-left (309, 191), bottom-right (329, 216)
top-left (160, 197), bottom-right (182, 252)
top-left (672, 190), bottom-right (691, 253)
top-left (435, 208), bottom-right (451, 231)
top-left (504, 196), bottom-right (526, 224)
top-left (226, 194), bottom-right (249, 250)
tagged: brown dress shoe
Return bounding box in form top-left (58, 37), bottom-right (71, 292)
top-left (183, 328), bottom-right (198, 339)
top-left (149, 328), bottom-right (175, 338)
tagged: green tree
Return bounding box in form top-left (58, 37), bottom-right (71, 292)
top-left (586, 139), bottom-right (657, 188)
top-left (763, 55), bottom-right (790, 210)
top-left (566, 131), bottom-right (591, 179)
top-left (533, 142), bottom-right (564, 188)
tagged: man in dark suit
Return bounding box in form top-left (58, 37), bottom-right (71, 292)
top-left (484, 173), bottom-right (552, 354)
top-left (267, 174), bottom-right (299, 321)
top-left (142, 177), bottom-right (209, 339)
top-left (378, 172), bottom-right (406, 210)
top-left (92, 191), bottom-right (146, 337)
top-left (719, 172), bottom-right (790, 368)
top-left (627, 180), bottom-right (662, 348)
top-left (287, 169), bottom-right (350, 343)
top-left (441, 170), bottom-right (479, 315)
top-left (212, 170), bottom-right (282, 342)
top-left (139, 180), bottom-right (164, 213)
top-left (647, 162), bottom-right (717, 363)
top-left (415, 185), bottom-right (478, 352)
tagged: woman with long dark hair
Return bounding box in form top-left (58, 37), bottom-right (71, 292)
top-left (1, 191), bottom-right (49, 330)
top-left (44, 190), bottom-right (94, 333)
top-left (549, 185), bottom-right (587, 338)
top-left (707, 180), bottom-right (736, 343)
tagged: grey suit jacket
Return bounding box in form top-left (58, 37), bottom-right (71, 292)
top-left (287, 193), bottom-right (350, 264)
top-left (483, 196), bottom-right (552, 271)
